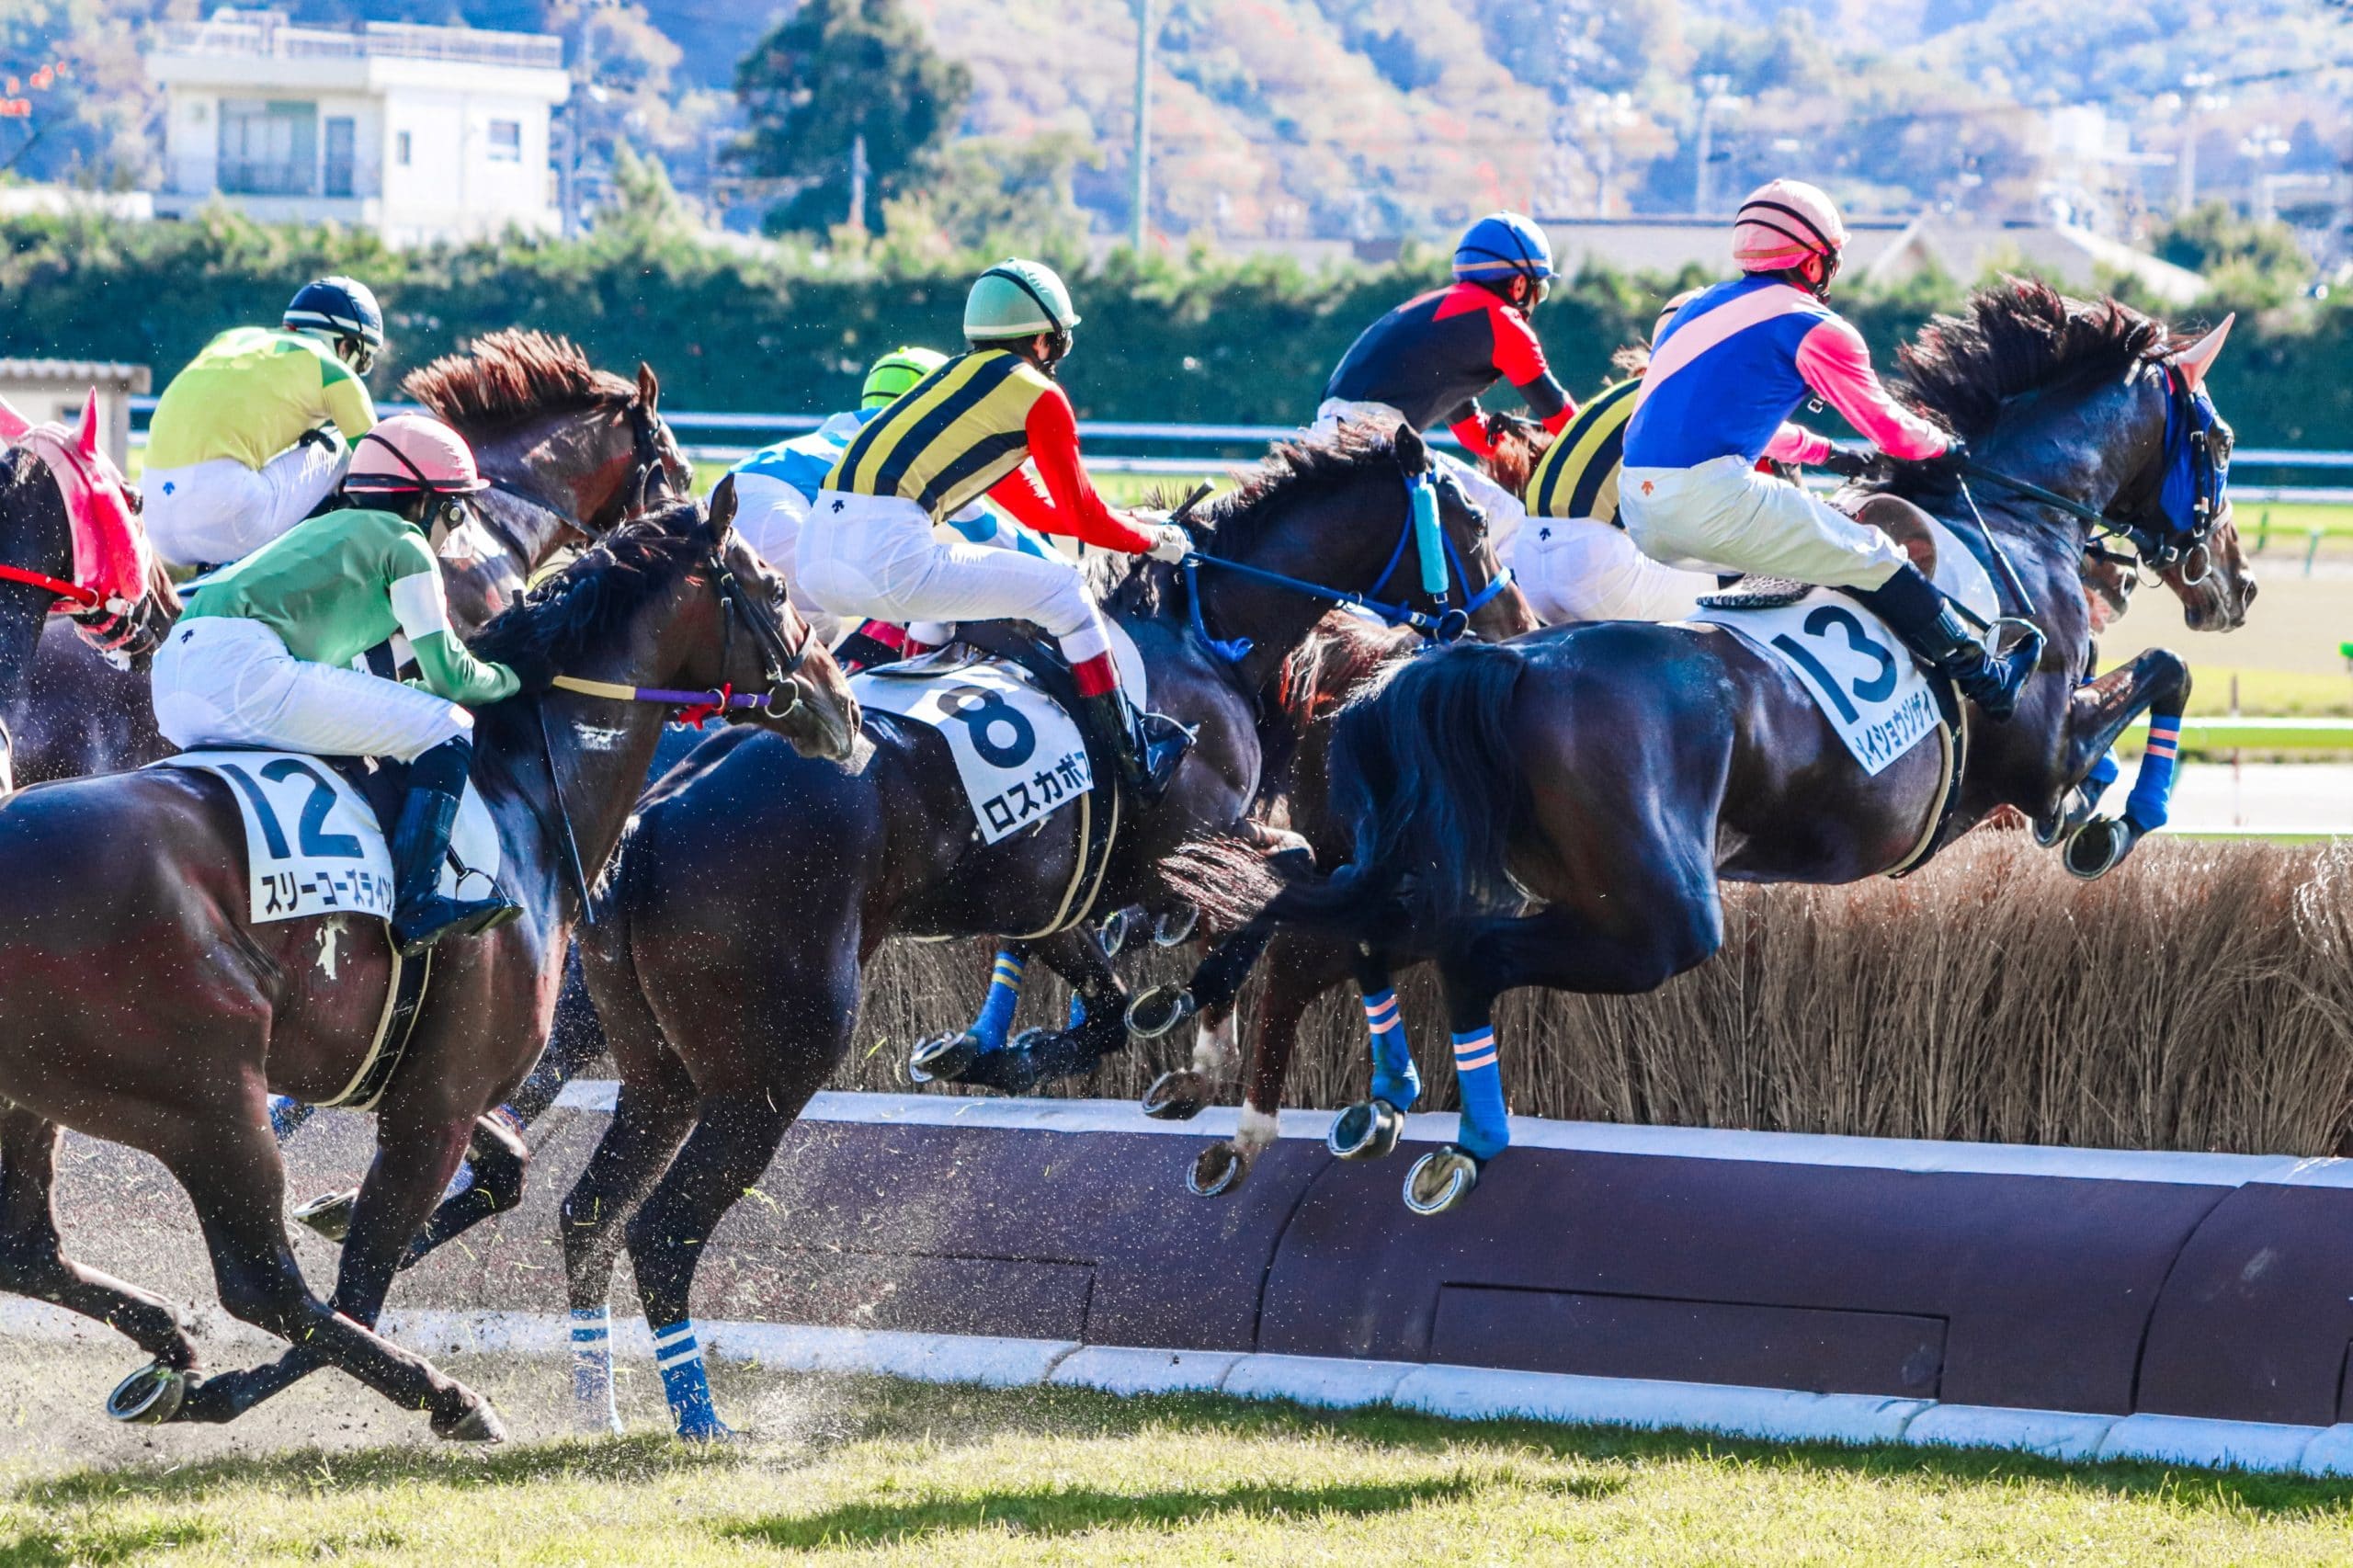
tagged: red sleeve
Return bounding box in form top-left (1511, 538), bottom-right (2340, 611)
top-left (986, 466), bottom-right (1063, 534)
top-left (1488, 304), bottom-right (1548, 387)
top-left (1793, 317), bottom-right (1950, 460)
top-left (1000, 387), bottom-right (1155, 554)
top-left (1448, 409), bottom-right (1495, 460)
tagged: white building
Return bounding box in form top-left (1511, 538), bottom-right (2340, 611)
top-left (148, 8), bottom-right (568, 244)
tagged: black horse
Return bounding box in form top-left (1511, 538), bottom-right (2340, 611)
top-left (544, 424), bottom-right (1530, 1437)
top-left (1170, 282), bottom-right (2256, 1215)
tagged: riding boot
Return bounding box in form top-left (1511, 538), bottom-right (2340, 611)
top-left (831, 619), bottom-right (911, 676)
top-left (1075, 689), bottom-right (1188, 802)
top-left (1852, 565), bottom-right (2041, 722)
top-left (390, 737), bottom-right (521, 956)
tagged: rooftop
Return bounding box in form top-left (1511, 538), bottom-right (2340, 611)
top-left (153, 8), bottom-right (563, 72)
top-left (0, 359), bottom-right (152, 392)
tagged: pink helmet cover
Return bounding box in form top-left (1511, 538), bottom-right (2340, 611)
top-left (1733, 178), bottom-right (1848, 272)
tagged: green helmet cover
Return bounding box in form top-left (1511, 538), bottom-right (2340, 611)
top-left (861, 346), bottom-right (949, 409)
top-left (964, 258), bottom-right (1080, 343)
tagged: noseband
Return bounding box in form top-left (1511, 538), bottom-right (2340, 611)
top-left (547, 547), bottom-right (815, 723)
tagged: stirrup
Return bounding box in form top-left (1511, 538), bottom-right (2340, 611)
top-left (392, 893), bottom-right (520, 957)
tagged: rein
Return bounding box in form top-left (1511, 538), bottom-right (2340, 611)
top-left (1184, 466), bottom-right (1508, 665)
top-left (0, 562), bottom-right (100, 610)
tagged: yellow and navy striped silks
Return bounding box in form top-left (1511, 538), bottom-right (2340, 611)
top-left (824, 349), bottom-right (1053, 520)
top-left (1526, 376), bottom-right (1642, 526)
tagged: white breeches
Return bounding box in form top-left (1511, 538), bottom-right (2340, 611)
top-left (1619, 454), bottom-right (1909, 591)
top-left (1515, 515), bottom-right (1719, 623)
top-left (1312, 396), bottom-right (1531, 562)
top-left (798, 491), bottom-right (1114, 667)
top-left (153, 616), bottom-right (472, 762)
top-left (730, 472), bottom-right (844, 646)
top-left (144, 435), bottom-right (351, 569)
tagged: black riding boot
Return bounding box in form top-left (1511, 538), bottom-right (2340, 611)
top-left (830, 619), bottom-right (911, 676)
top-left (1853, 565), bottom-right (2042, 722)
top-left (1076, 690), bottom-right (1188, 802)
top-left (390, 737), bottom-right (520, 956)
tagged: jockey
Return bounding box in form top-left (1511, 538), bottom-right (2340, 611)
top-left (1318, 211), bottom-right (1574, 556)
top-left (143, 277), bottom-right (386, 570)
top-left (151, 414), bottom-right (529, 953)
top-left (730, 346), bottom-right (1058, 653)
top-left (1618, 179), bottom-right (2039, 719)
top-left (1515, 292), bottom-right (1719, 622)
top-left (800, 258), bottom-right (1193, 798)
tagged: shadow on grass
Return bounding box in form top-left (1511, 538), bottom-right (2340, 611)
top-left (0, 1517), bottom-right (217, 1567)
top-left (727, 1471), bottom-right (1614, 1549)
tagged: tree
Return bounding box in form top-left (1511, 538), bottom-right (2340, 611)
top-left (731, 0), bottom-right (971, 237)
top-left (2153, 201), bottom-right (2313, 306)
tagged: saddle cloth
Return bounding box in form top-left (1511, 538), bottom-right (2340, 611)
top-left (854, 657), bottom-right (1095, 846)
top-left (155, 750), bottom-right (500, 926)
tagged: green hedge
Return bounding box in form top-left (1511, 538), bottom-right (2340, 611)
top-left (1, 209), bottom-right (2338, 447)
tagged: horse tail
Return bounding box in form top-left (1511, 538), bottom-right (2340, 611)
top-left (1271, 641), bottom-right (1530, 937)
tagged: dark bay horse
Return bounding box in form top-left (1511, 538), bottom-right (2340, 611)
top-left (1175, 282), bottom-right (2256, 1214)
top-left (6, 330), bottom-right (688, 786)
top-left (0, 490), bottom-right (855, 1439)
top-left (550, 424), bottom-right (1529, 1437)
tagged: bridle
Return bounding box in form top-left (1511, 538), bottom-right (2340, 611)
top-left (478, 395), bottom-right (679, 543)
top-left (548, 543), bottom-right (815, 724)
top-left (1183, 464), bottom-right (1513, 665)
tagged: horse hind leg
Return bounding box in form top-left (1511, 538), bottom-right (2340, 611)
top-left (0, 1108), bottom-right (199, 1413)
top-left (955, 928), bottom-right (1130, 1096)
top-left (908, 941), bottom-right (1031, 1085)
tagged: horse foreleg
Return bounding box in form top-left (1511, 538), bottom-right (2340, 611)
top-left (0, 1108), bottom-right (197, 1377)
top-left (1188, 931), bottom-right (1360, 1198)
top-left (2053, 649), bottom-right (2191, 878)
top-left (952, 927), bottom-right (1129, 1095)
top-left (157, 1116), bottom-right (498, 1439)
top-left (907, 939), bottom-right (1032, 1085)
top-left (1324, 945), bottom-right (1419, 1166)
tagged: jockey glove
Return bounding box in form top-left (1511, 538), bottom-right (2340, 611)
top-left (1817, 447), bottom-right (1874, 479)
top-left (497, 643), bottom-right (559, 697)
top-left (1146, 523), bottom-right (1192, 562)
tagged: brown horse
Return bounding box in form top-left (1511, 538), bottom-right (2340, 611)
top-left (6, 330), bottom-right (688, 786)
top-left (1163, 283), bottom-right (2256, 1214)
top-left (0, 487), bottom-right (855, 1439)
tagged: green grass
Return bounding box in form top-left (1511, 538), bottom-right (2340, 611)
top-left (6, 1375), bottom-right (2352, 1565)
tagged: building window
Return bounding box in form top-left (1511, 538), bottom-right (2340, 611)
top-left (218, 98), bottom-right (317, 196)
top-left (324, 117), bottom-right (356, 199)
top-left (395, 131), bottom-right (412, 167)
top-left (486, 119), bottom-right (521, 163)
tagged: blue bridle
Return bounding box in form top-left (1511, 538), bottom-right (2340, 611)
top-left (1181, 466), bottom-right (1514, 665)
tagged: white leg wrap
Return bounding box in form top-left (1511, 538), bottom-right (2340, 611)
top-left (1236, 1104), bottom-right (1280, 1153)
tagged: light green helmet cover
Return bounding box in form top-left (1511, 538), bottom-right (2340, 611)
top-left (963, 258), bottom-right (1080, 343)
top-left (861, 346), bottom-right (949, 409)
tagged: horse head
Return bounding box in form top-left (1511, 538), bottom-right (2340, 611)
top-left (1392, 425), bottom-right (1540, 641)
top-left (700, 475), bottom-right (858, 760)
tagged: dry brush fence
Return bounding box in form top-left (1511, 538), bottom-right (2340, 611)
top-left (840, 835), bottom-right (2353, 1157)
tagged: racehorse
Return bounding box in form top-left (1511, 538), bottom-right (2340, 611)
top-left (547, 423), bottom-right (1529, 1437)
top-left (0, 395), bottom-right (175, 790)
top-left (6, 330), bottom-right (688, 786)
top-left (1159, 281), bottom-right (2255, 1214)
top-left (0, 486), bottom-right (856, 1439)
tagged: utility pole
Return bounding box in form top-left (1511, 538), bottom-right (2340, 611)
top-left (1693, 74), bottom-right (1731, 215)
top-left (847, 131), bottom-right (869, 233)
top-left (1131, 0), bottom-right (1154, 252)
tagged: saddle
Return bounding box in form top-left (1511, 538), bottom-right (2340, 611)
top-left (1695, 492), bottom-right (1948, 613)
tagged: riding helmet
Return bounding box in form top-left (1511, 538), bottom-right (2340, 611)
top-left (861, 346), bottom-right (949, 409)
top-left (285, 276), bottom-right (386, 370)
top-left (1453, 212), bottom-right (1556, 299)
top-left (344, 414), bottom-right (488, 496)
top-left (1732, 180), bottom-right (1848, 273)
top-left (964, 259), bottom-right (1081, 344)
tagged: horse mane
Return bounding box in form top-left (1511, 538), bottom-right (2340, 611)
top-left (1276, 612), bottom-right (1415, 728)
top-left (404, 329), bottom-right (637, 430)
top-left (470, 496), bottom-right (705, 677)
top-left (1893, 278), bottom-right (2183, 444)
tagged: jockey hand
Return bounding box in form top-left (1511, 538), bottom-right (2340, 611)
top-left (496, 644), bottom-right (557, 696)
top-left (1817, 446), bottom-right (1874, 479)
top-left (1485, 410), bottom-right (1540, 447)
top-left (1145, 522), bottom-right (1192, 562)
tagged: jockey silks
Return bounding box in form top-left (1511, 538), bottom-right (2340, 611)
top-left (1626, 275), bottom-right (1948, 471)
top-left (1323, 281), bottom-right (1572, 450)
top-left (146, 326), bottom-right (377, 472)
top-left (1528, 376), bottom-right (1642, 526)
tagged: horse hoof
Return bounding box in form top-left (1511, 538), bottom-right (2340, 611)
top-left (1403, 1147), bottom-right (1482, 1216)
top-left (1328, 1099), bottom-right (1405, 1162)
top-left (1188, 1142), bottom-right (1250, 1198)
top-left (1153, 905), bottom-right (1199, 947)
top-left (1100, 906), bottom-right (1136, 957)
top-left (105, 1360), bottom-right (188, 1426)
top-left (907, 1031), bottom-right (981, 1085)
top-left (434, 1400), bottom-right (507, 1443)
top-left (676, 1416), bottom-right (739, 1445)
top-left (290, 1188), bottom-right (358, 1244)
top-left (1142, 1069), bottom-right (1211, 1121)
top-left (1126, 983), bottom-right (1196, 1040)
top-left (2062, 816), bottom-right (2131, 881)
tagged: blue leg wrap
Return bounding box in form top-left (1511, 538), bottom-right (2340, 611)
top-left (1067, 992), bottom-right (1086, 1030)
top-left (267, 1095), bottom-right (313, 1141)
top-left (2125, 714), bottom-right (2181, 832)
top-left (1363, 990), bottom-right (1419, 1110)
top-left (970, 951), bottom-right (1026, 1053)
top-left (570, 1305), bottom-right (620, 1429)
top-left (1451, 1027), bottom-right (1510, 1162)
top-left (2086, 749), bottom-right (2121, 793)
top-left (651, 1318), bottom-right (729, 1439)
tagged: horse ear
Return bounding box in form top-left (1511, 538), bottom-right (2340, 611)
top-left (708, 472), bottom-right (737, 540)
top-left (74, 390), bottom-right (101, 458)
top-left (636, 361), bottom-right (660, 415)
top-left (0, 394), bottom-right (29, 446)
top-left (1395, 422), bottom-right (1427, 473)
top-left (2174, 313), bottom-right (2234, 392)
